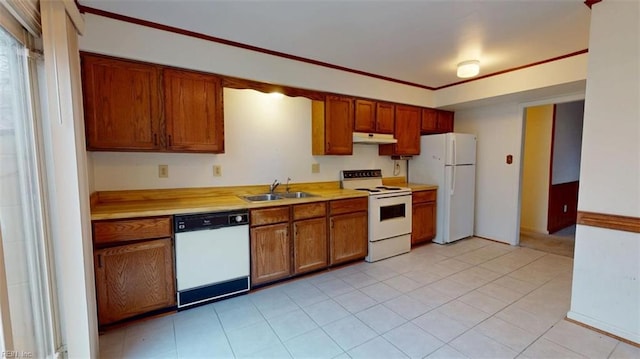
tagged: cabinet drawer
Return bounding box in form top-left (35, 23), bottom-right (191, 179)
top-left (93, 217), bottom-right (172, 245)
top-left (330, 197), bottom-right (368, 215)
top-left (251, 206), bottom-right (290, 226)
top-left (293, 202), bottom-right (327, 221)
top-left (412, 190), bottom-right (436, 204)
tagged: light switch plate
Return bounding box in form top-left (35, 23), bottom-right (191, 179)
top-left (158, 165), bottom-right (169, 178)
top-left (311, 163), bottom-right (320, 173)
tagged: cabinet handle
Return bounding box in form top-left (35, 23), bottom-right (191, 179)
top-left (168, 135), bottom-right (172, 146)
top-left (97, 254), bottom-right (103, 268)
top-left (153, 134), bottom-right (158, 146)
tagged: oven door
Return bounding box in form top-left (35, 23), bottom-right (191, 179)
top-left (369, 193), bottom-right (412, 241)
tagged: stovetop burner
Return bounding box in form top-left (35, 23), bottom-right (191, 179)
top-left (341, 169), bottom-right (412, 196)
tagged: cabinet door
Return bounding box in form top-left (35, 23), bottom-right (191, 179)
top-left (82, 54), bottom-right (162, 151)
top-left (376, 103), bottom-right (395, 134)
top-left (412, 202), bottom-right (436, 245)
top-left (293, 217), bottom-right (328, 274)
top-left (324, 95), bottom-right (354, 155)
top-left (94, 238), bottom-right (175, 325)
top-left (395, 105), bottom-right (421, 155)
top-left (354, 99), bottom-right (376, 133)
top-left (421, 108), bottom-right (438, 134)
top-left (329, 212), bottom-right (367, 265)
top-left (380, 105), bottom-right (421, 155)
top-left (164, 68), bottom-right (224, 153)
top-left (437, 110), bottom-right (454, 133)
top-left (250, 223), bottom-right (291, 285)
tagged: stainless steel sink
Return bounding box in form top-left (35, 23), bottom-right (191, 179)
top-left (278, 191), bottom-right (317, 199)
top-left (242, 193), bottom-right (283, 202)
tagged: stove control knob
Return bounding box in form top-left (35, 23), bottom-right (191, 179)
top-left (235, 215), bottom-right (243, 223)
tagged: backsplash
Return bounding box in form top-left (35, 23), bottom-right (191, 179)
top-left (90, 88), bottom-right (405, 191)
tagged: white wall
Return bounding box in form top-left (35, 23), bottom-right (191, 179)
top-left (453, 104), bottom-right (524, 245)
top-left (552, 100), bottom-right (584, 184)
top-left (434, 54), bottom-right (588, 108)
top-left (568, 0), bottom-right (640, 343)
top-left (520, 105), bottom-right (553, 234)
top-left (92, 88), bottom-right (403, 191)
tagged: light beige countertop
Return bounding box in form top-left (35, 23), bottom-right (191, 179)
top-left (406, 183), bottom-right (438, 191)
top-left (90, 178), bottom-right (438, 220)
top-left (90, 182), bottom-right (366, 220)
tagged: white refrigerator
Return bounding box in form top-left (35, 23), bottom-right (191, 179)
top-left (409, 133), bottom-right (476, 244)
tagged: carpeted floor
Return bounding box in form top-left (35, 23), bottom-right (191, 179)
top-left (519, 225), bottom-right (575, 258)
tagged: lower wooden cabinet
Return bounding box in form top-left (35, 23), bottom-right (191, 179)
top-left (292, 202), bottom-right (328, 274)
top-left (293, 217), bottom-right (327, 274)
top-left (250, 199), bottom-right (367, 285)
top-left (329, 198), bottom-right (368, 265)
top-left (94, 237), bottom-right (175, 325)
top-left (250, 222), bottom-right (291, 285)
top-left (412, 189), bottom-right (437, 245)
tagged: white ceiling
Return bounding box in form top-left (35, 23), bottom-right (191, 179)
top-left (78, 0), bottom-right (592, 89)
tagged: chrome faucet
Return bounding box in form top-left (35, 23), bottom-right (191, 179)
top-left (285, 177), bottom-right (292, 193)
top-left (269, 179), bottom-right (280, 194)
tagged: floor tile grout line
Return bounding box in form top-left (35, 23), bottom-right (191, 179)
top-left (210, 306), bottom-right (239, 359)
top-left (411, 248), bottom-right (571, 356)
top-left (516, 317), bottom-right (583, 358)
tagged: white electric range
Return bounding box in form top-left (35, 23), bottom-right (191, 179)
top-left (340, 169), bottom-right (412, 262)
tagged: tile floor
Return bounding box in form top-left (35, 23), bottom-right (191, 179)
top-left (99, 237), bottom-right (639, 359)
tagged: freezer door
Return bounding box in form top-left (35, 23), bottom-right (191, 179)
top-left (443, 165), bottom-right (475, 243)
top-left (445, 133), bottom-right (477, 165)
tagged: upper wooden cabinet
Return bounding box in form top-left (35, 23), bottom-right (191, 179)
top-left (354, 99), bottom-right (375, 133)
top-left (312, 95), bottom-right (354, 155)
top-left (82, 54), bottom-right (162, 151)
top-left (354, 100), bottom-right (394, 134)
top-left (163, 68), bottom-right (224, 152)
top-left (379, 104), bottom-right (421, 156)
top-left (421, 108), bottom-right (454, 134)
top-left (376, 102), bottom-right (395, 134)
top-left (81, 53), bottom-right (224, 153)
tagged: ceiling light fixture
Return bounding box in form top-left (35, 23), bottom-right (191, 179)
top-left (457, 60), bottom-right (480, 78)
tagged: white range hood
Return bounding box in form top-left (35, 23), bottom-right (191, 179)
top-left (352, 132), bottom-right (398, 144)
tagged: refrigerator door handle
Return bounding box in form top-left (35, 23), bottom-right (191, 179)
top-left (451, 165), bottom-right (456, 196)
top-left (452, 137), bottom-right (457, 166)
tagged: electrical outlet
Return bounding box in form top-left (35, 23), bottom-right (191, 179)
top-left (213, 165), bottom-right (222, 177)
top-left (158, 164), bottom-right (169, 178)
top-left (311, 163), bottom-right (320, 173)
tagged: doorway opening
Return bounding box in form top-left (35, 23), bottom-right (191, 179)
top-left (519, 100), bottom-right (584, 257)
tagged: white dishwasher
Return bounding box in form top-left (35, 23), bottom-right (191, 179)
top-left (174, 210), bottom-right (250, 308)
